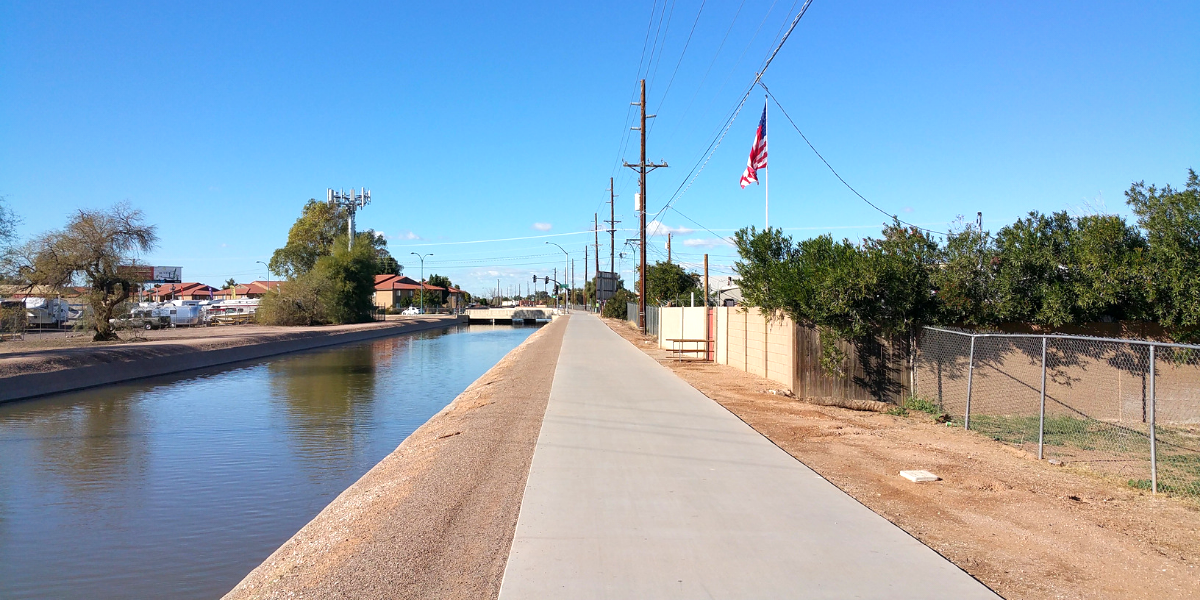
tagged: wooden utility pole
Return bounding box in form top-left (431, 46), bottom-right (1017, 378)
top-left (623, 79), bottom-right (667, 333)
top-left (594, 213), bottom-right (600, 295)
top-left (607, 178), bottom-right (618, 276)
top-left (584, 245), bottom-right (589, 310)
top-left (667, 233), bottom-right (672, 264)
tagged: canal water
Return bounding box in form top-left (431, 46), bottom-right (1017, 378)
top-left (0, 324), bottom-right (538, 599)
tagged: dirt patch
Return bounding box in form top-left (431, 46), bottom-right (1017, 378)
top-left (603, 317), bottom-right (1200, 600)
top-left (224, 316), bottom-right (568, 600)
top-left (0, 317), bottom-right (456, 377)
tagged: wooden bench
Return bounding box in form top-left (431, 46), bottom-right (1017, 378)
top-left (665, 338), bottom-right (710, 361)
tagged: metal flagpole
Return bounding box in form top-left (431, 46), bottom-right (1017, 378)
top-left (764, 96), bottom-right (769, 230)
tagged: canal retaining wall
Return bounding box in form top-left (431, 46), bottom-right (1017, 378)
top-left (0, 315), bottom-right (467, 403)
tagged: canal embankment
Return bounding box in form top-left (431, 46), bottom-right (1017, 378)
top-left (224, 315), bottom-right (568, 600)
top-left (0, 315), bottom-right (466, 403)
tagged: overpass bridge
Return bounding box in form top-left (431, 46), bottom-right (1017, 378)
top-left (464, 307), bottom-right (560, 324)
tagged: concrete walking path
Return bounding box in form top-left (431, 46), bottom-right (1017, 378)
top-left (499, 314), bottom-right (999, 599)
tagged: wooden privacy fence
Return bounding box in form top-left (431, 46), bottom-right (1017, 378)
top-left (657, 306), bottom-right (912, 404)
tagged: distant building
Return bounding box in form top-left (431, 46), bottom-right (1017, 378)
top-left (211, 281), bottom-right (282, 300)
top-left (374, 274), bottom-right (464, 310)
top-left (149, 282), bottom-right (218, 301)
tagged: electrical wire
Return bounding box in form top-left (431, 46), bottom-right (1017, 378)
top-left (760, 82), bottom-right (948, 236)
top-left (389, 229), bottom-right (597, 248)
top-left (652, 0), bottom-right (706, 121)
top-left (653, 0), bottom-right (816, 224)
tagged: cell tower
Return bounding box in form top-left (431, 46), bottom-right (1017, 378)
top-left (327, 187), bottom-right (372, 250)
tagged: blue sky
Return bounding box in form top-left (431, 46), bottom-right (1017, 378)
top-left (2, 1), bottom-right (1197, 296)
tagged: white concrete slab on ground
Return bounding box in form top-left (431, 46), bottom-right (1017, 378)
top-left (499, 314), bottom-right (999, 599)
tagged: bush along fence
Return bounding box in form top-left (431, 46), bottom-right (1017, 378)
top-left (639, 305), bottom-right (1200, 497)
top-left (917, 327), bottom-right (1200, 496)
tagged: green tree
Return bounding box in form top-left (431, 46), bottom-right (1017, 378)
top-left (15, 203), bottom-right (157, 341)
top-left (1070, 214), bottom-right (1147, 322)
top-left (1127, 168), bottom-right (1200, 338)
top-left (992, 211), bottom-right (1077, 327)
top-left (640, 261), bottom-right (701, 305)
top-left (223, 278), bottom-right (237, 289)
top-left (933, 220), bottom-right (997, 327)
top-left (602, 288), bottom-right (634, 319)
top-left (365, 230), bottom-right (402, 276)
top-left (418, 273), bottom-right (452, 308)
top-left (269, 199), bottom-right (348, 279)
top-left (259, 232), bottom-right (378, 325)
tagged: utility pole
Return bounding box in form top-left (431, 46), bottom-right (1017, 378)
top-left (584, 245), bottom-right (589, 311)
top-left (594, 213), bottom-right (600, 308)
top-left (667, 233), bottom-right (672, 264)
top-left (328, 187), bottom-right (371, 250)
top-left (607, 177), bottom-right (618, 276)
top-left (571, 259), bottom-right (576, 309)
top-left (623, 78), bottom-right (668, 333)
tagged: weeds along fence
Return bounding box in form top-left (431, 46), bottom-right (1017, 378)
top-left (917, 327), bottom-right (1200, 496)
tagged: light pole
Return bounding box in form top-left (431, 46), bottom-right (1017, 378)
top-left (256, 261), bottom-right (271, 292)
top-left (546, 242), bottom-right (569, 313)
top-left (410, 252), bottom-right (433, 314)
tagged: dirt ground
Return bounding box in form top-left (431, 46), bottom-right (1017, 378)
top-left (224, 316), bottom-right (568, 600)
top-left (603, 317), bottom-right (1200, 600)
top-left (0, 315), bottom-right (437, 355)
top-left (0, 316), bottom-right (456, 379)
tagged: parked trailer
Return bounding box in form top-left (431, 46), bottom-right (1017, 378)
top-left (161, 301), bottom-right (204, 327)
top-left (24, 297), bottom-right (71, 328)
top-left (202, 299), bottom-right (259, 325)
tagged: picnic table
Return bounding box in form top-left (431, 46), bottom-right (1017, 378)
top-left (666, 338), bottom-right (710, 361)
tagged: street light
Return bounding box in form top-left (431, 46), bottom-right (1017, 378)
top-left (546, 241), bottom-right (569, 313)
top-left (410, 252), bottom-right (433, 314)
top-left (256, 260), bottom-right (271, 291)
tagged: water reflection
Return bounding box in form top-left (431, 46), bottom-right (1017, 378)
top-left (0, 324), bottom-right (536, 600)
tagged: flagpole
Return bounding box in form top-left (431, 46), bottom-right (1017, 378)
top-left (764, 96), bottom-right (769, 230)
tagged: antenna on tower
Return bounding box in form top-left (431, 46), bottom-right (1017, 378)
top-left (327, 187), bottom-right (372, 250)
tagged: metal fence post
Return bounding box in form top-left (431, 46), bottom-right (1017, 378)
top-left (1148, 343), bottom-right (1157, 494)
top-left (964, 335), bottom-right (976, 430)
top-left (1038, 336), bottom-right (1047, 460)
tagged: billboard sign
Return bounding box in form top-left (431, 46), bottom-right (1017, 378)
top-left (120, 266), bottom-right (182, 283)
top-left (595, 271), bottom-right (621, 302)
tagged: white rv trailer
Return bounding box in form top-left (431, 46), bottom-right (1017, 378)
top-left (24, 297), bottom-right (71, 327)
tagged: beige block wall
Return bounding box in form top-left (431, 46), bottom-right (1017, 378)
top-left (707, 307), bottom-right (794, 388)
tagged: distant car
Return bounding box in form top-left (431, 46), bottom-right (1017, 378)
top-left (401, 306), bottom-right (420, 315)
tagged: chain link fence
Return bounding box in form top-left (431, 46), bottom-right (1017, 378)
top-left (916, 327), bottom-right (1200, 497)
top-left (0, 300), bottom-right (26, 341)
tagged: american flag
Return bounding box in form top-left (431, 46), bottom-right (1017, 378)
top-left (739, 102), bottom-right (768, 189)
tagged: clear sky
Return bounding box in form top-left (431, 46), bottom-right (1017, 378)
top-left (2, 1), bottom-right (1197, 296)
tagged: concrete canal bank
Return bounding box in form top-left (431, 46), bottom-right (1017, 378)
top-left (0, 315), bottom-right (466, 403)
top-left (224, 316), bottom-right (568, 600)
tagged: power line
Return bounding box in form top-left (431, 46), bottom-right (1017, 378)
top-left (653, 0), bottom-right (816, 224)
top-left (674, 0), bottom-right (748, 134)
top-left (645, 0), bottom-right (678, 89)
top-left (389, 229), bottom-right (597, 248)
top-left (760, 82), bottom-right (948, 236)
top-left (652, 0), bottom-right (707, 120)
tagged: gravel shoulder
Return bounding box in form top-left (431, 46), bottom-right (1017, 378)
top-left (223, 315), bottom-right (568, 600)
top-left (603, 317), bottom-right (1200, 600)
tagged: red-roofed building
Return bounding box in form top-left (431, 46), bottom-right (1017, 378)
top-left (149, 282), bottom-right (219, 301)
top-left (373, 274), bottom-right (424, 309)
top-left (211, 281), bottom-right (282, 300)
